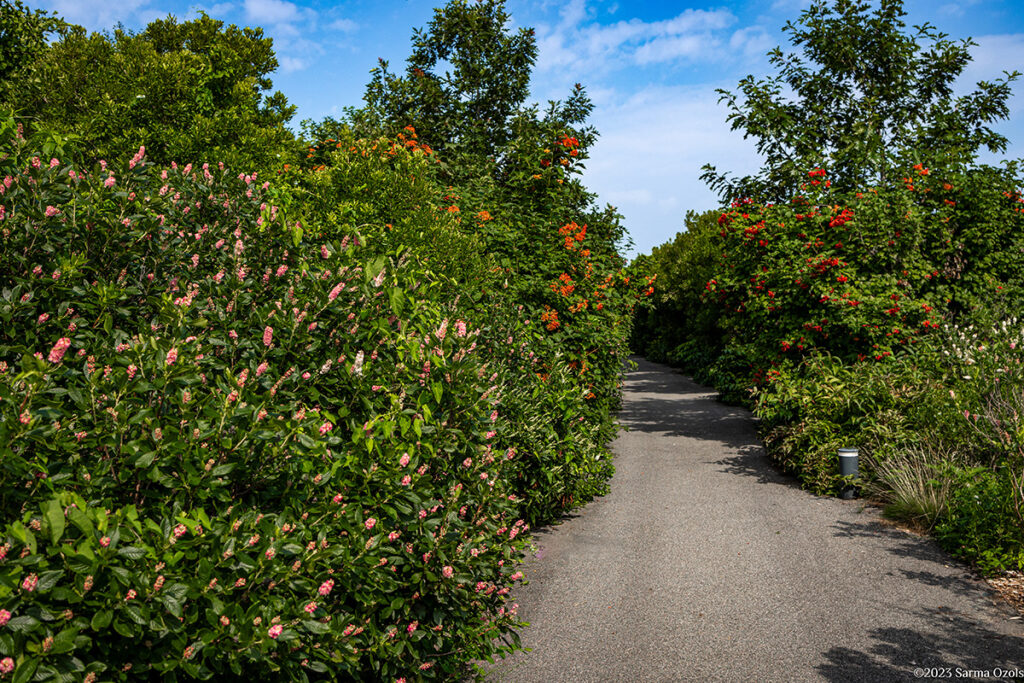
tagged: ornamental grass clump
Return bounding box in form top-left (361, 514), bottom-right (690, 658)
top-left (0, 116), bottom-right (530, 681)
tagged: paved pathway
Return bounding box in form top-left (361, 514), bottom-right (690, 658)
top-left (486, 358), bottom-right (1024, 682)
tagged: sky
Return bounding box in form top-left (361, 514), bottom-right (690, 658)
top-left (30, 0), bottom-right (1024, 256)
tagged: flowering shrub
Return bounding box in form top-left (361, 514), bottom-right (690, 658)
top-left (0, 119), bottom-right (535, 680)
top-left (636, 159), bottom-right (1024, 572)
top-left (297, 124), bottom-right (644, 528)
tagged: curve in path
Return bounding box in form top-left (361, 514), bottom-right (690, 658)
top-left (486, 358), bottom-right (1024, 682)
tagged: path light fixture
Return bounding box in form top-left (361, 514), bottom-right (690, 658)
top-left (837, 447), bottom-right (859, 500)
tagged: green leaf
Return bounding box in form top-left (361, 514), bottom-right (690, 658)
top-left (35, 570), bottom-right (63, 593)
top-left (12, 658), bottom-right (37, 683)
top-left (161, 593), bottom-right (184, 619)
top-left (42, 498), bottom-right (65, 545)
top-left (67, 508), bottom-right (94, 537)
top-left (124, 605), bottom-right (146, 625)
top-left (301, 620), bottom-right (329, 634)
top-left (134, 452), bottom-right (156, 468)
top-left (4, 615), bottom-right (39, 633)
top-left (91, 611), bottom-right (112, 631)
top-left (111, 619), bottom-right (134, 638)
top-left (108, 566), bottom-right (131, 586)
top-left (51, 626), bottom-right (78, 654)
top-left (116, 546), bottom-right (147, 560)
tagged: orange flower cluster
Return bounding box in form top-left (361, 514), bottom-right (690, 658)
top-left (558, 222), bottom-right (586, 250)
top-left (540, 307), bottom-right (560, 331)
top-left (389, 126), bottom-right (433, 156)
top-left (560, 135), bottom-right (579, 157)
top-left (550, 272), bottom-right (575, 297)
top-left (477, 210), bottom-right (492, 222)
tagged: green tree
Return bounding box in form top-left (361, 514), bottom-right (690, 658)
top-left (0, 0), bottom-right (66, 102)
top-left (702, 0), bottom-right (1019, 201)
top-left (6, 12), bottom-right (297, 170)
top-left (360, 0), bottom-right (537, 161)
top-left (354, 0), bottom-right (624, 268)
top-left (631, 210), bottom-right (722, 365)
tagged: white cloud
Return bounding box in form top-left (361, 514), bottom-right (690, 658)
top-left (243, 0), bottom-right (303, 25)
top-left (276, 55), bottom-right (307, 73)
top-left (634, 35), bottom-right (715, 64)
top-left (534, 7), bottom-right (737, 74)
top-left (939, 0), bottom-right (983, 17)
top-left (38, 0), bottom-right (152, 31)
top-left (582, 84), bottom-right (764, 256)
top-left (729, 26), bottom-right (774, 59)
top-left (327, 18), bottom-right (358, 33)
top-left (768, 0), bottom-right (812, 12)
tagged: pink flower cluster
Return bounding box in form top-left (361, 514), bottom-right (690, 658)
top-left (47, 337), bottom-right (71, 363)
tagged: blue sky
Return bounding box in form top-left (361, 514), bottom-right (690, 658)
top-left (31, 0), bottom-right (1024, 256)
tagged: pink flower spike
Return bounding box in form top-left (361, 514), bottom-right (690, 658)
top-left (47, 337), bottom-right (71, 363)
top-left (263, 326), bottom-right (273, 347)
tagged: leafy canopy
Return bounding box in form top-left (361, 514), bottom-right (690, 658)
top-left (702, 0), bottom-right (1020, 201)
top-left (361, 0), bottom-right (537, 161)
top-left (4, 11), bottom-right (297, 170)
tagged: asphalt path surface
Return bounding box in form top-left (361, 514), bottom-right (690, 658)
top-left (486, 357), bottom-right (1024, 682)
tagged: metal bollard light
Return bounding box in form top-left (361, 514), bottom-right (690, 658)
top-left (837, 447), bottom-right (859, 499)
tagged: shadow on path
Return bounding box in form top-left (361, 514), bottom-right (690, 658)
top-left (818, 610), bottom-right (1020, 682)
top-left (483, 357), bottom-right (1024, 682)
top-left (620, 362), bottom-right (800, 488)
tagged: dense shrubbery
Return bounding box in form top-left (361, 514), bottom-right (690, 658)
top-left (0, 4), bottom-right (298, 172)
top-left (0, 0), bottom-right (643, 679)
top-left (638, 165), bottom-right (1024, 574)
top-left (635, 0), bottom-right (1024, 575)
top-left (0, 121), bottom-right (537, 680)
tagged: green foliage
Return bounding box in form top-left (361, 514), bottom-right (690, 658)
top-left (344, 0), bottom-right (644, 525)
top-left (0, 0), bottom-right (645, 676)
top-left (935, 466), bottom-right (1024, 575)
top-left (361, 0), bottom-right (537, 162)
top-left (631, 210), bottom-right (721, 366)
top-left (0, 1), bottom-right (66, 104)
top-left (637, 0), bottom-right (1024, 576)
top-left (4, 12), bottom-right (298, 171)
top-left (702, 0), bottom-right (1020, 202)
top-left (0, 118), bottom-right (531, 680)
